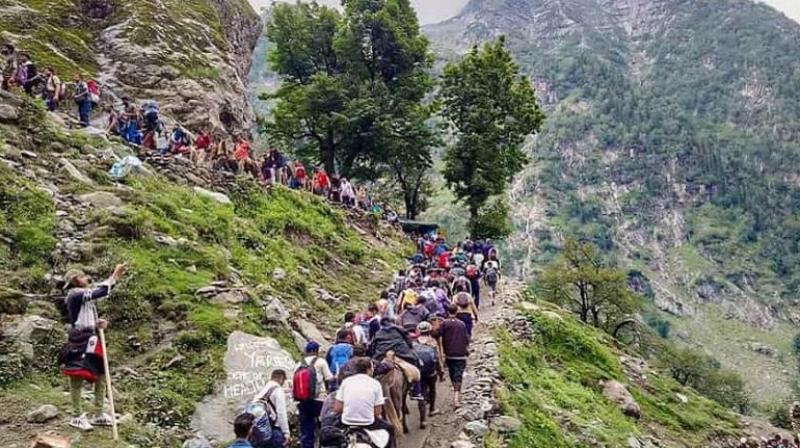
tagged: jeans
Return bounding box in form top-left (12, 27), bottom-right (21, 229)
top-left (298, 399), bottom-right (323, 448)
top-left (269, 427), bottom-right (286, 448)
top-left (77, 100), bottom-right (92, 126)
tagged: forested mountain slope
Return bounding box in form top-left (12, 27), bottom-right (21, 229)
top-left (426, 0), bottom-right (800, 404)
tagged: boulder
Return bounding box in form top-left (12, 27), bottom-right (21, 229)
top-left (2, 315), bottom-right (58, 360)
top-left (493, 415), bottom-right (522, 433)
top-left (601, 380), bottom-right (641, 419)
top-left (211, 290), bottom-right (248, 305)
top-left (451, 441), bottom-right (476, 448)
top-left (26, 404), bottom-right (60, 423)
top-left (79, 191), bottom-right (122, 209)
top-left (263, 297), bottom-right (289, 325)
top-left (272, 268), bottom-right (286, 281)
top-left (59, 158), bottom-right (95, 185)
top-left (0, 104), bottom-right (18, 122)
top-left (295, 319), bottom-right (330, 352)
top-left (191, 331), bottom-right (295, 443)
top-left (193, 186), bottom-right (231, 204)
top-left (464, 420), bottom-right (489, 437)
top-left (182, 436), bottom-right (212, 448)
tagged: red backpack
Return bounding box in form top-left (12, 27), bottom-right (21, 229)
top-left (466, 264), bottom-right (479, 279)
top-left (292, 357), bottom-right (318, 401)
top-left (296, 165), bottom-right (306, 180)
top-left (438, 252), bottom-right (450, 269)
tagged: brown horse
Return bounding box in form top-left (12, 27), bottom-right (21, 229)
top-left (376, 363), bottom-right (409, 436)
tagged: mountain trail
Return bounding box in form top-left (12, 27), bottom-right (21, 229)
top-left (399, 280), bottom-right (525, 448)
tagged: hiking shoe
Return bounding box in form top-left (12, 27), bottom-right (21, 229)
top-left (70, 413), bottom-right (94, 431)
top-left (410, 394), bottom-right (425, 401)
top-left (91, 412), bottom-right (115, 427)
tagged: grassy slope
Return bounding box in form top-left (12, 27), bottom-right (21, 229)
top-left (498, 303), bottom-right (742, 448)
top-left (0, 98), bottom-right (410, 447)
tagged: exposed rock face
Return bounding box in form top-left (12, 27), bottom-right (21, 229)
top-left (191, 331), bottom-right (295, 444)
top-left (97, 0), bottom-right (262, 135)
top-left (1, 0), bottom-right (262, 136)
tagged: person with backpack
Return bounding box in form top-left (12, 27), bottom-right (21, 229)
top-left (343, 312), bottom-right (367, 345)
top-left (294, 341), bottom-right (333, 448)
top-left (326, 330), bottom-right (355, 389)
top-left (438, 304), bottom-right (470, 408)
top-left (73, 73), bottom-right (92, 127)
top-left (249, 369), bottom-right (291, 448)
top-left (466, 263), bottom-right (482, 308)
top-left (42, 67), bottom-right (63, 111)
top-left (19, 53), bottom-right (41, 96)
top-left (413, 322), bottom-right (443, 426)
top-left (453, 291), bottom-right (479, 338)
top-left (229, 413), bottom-right (256, 448)
top-left (59, 263), bottom-right (127, 431)
top-left (400, 296), bottom-right (430, 333)
top-left (483, 259), bottom-right (501, 306)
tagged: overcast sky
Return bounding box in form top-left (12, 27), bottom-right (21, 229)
top-left (248, 0), bottom-right (798, 25)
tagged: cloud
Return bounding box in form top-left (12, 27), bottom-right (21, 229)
top-left (760, 0), bottom-right (800, 23)
top-left (247, 0), bottom-right (468, 24)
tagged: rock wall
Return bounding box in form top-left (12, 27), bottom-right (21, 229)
top-left (0, 0), bottom-right (262, 136)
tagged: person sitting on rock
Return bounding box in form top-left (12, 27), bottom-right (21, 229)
top-left (59, 263), bottom-right (127, 431)
top-left (168, 124), bottom-right (191, 156)
top-left (193, 129), bottom-right (213, 164)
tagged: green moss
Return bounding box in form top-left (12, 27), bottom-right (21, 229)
top-left (0, 162), bottom-right (56, 289)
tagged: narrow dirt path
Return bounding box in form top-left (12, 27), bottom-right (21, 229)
top-left (398, 282), bottom-right (521, 448)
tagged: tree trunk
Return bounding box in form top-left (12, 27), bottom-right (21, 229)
top-left (321, 133), bottom-right (336, 175)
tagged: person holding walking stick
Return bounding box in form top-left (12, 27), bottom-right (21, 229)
top-left (59, 263), bottom-right (127, 432)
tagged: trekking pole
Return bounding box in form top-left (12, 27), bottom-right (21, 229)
top-left (95, 308), bottom-right (119, 441)
top-left (98, 326), bottom-right (119, 440)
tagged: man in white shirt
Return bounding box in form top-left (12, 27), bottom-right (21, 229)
top-left (297, 341), bottom-right (333, 448)
top-left (334, 358), bottom-right (395, 448)
top-left (253, 369), bottom-right (290, 447)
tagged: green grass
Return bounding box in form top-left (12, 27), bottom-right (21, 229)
top-left (498, 306), bottom-right (742, 447)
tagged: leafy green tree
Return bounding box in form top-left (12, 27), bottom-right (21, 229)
top-left (439, 37), bottom-right (544, 229)
top-left (469, 198), bottom-right (513, 239)
top-left (540, 238), bottom-right (641, 329)
top-left (264, 2), bottom-right (345, 174)
top-left (264, 0), bottom-right (437, 218)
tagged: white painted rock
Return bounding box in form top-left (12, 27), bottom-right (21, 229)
top-left (191, 331), bottom-right (295, 443)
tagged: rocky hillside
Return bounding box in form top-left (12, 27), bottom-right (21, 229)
top-left (0, 92), bottom-right (410, 447)
top-left (426, 0), bottom-right (800, 405)
top-left (0, 0), bottom-right (261, 134)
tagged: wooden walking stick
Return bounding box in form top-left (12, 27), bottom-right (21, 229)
top-left (98, 326), bottom-right (118, 441)
top-left (94, 306), bottom-right (119, 441)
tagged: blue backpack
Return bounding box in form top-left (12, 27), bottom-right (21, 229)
top-left (328, 343), bottom-right (353, 375)
top-left (242, 385), bottom-right (279, 448)
top-left (414, 343), bottom-right (437, 377)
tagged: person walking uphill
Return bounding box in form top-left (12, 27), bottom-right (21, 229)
top-left (73, 74), bottom-right (92, 127)
top-left (294, 341), bottom-right (333, 448)
top-left (439, 304), bottom-right (470, 408)
top-left (59, 263), bottom-right (127, 431)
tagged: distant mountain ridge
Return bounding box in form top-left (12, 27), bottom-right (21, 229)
top-left (426, 0), bottom-right (800, 404)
